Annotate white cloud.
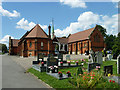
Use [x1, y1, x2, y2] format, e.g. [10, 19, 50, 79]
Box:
[0, 35, 14, 47]
[16, 18, 48, 30]
[0, 4, 20, 17]
[55, 11, 118, 37]
[60, 0, 87, 8]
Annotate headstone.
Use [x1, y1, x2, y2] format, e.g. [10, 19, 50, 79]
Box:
[89, 50, 95, 63]
[95, 51, 103, 64]
[38, 53, 44, 62]
[47, 54, 58, 67]
[104, 65, 113, 76]
[117, 55, 120, 74]
[66, 55, 70, 60]
[88, 63, 100, 72]
[58, 53, 63, 62]
[107, 54, 113, 60]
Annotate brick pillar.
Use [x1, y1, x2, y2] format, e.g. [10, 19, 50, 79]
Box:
[81, 41, 83, 55]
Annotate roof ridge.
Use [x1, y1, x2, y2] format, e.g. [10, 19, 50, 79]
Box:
[71, 27, 95, 36]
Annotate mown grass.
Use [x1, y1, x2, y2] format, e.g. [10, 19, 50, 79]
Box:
[28, 59, 119, 88]
[28, 68, 76, 88]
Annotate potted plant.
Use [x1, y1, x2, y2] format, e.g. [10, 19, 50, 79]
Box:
[58, 71, 63, 79]
[60, 62, 63, 66]
[48, 66, 54, 73]
[41, 62, 44, 67]
[54, 65, 58, 73]
[76, 61, 79, 66]
[66, 71, 71, 77]
[67, 61, 71, 66]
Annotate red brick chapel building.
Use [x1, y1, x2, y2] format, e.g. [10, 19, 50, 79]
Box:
[9, 24, 106, 57]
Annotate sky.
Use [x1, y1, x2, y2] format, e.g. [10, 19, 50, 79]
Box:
[0, 0, 119, 47]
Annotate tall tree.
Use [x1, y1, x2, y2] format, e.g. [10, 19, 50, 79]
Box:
[112, 33, 120, 59]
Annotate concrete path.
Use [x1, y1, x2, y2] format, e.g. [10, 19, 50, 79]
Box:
[2, 55, 52, 89]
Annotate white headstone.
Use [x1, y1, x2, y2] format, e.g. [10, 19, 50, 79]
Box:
[95, 51, 103, 64]
[107, 54, 113, 60]
[117, 55, 120, 74]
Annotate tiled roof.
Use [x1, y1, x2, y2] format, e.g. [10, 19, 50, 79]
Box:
[26, 24, 48, 38]
[57, 37, 68, 44]
[68, 27, 95, 43]
[12, 39, 20, 47]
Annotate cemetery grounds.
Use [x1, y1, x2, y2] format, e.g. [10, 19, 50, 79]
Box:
[28, 57, 120, 88]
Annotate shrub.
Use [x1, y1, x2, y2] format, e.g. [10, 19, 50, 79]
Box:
[77, 67, 83, 76]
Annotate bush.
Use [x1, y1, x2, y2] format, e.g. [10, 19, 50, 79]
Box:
[77, 67, 83, 75]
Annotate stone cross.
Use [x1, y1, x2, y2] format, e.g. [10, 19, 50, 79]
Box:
[95, 51, 103, 64]
[117, 55, 120, 74]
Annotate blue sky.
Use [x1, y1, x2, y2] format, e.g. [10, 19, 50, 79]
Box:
[0, 1, 119, 46]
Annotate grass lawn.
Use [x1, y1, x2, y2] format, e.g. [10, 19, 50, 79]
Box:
[28, 59, 120, 88]
[28, 68, 76, 88]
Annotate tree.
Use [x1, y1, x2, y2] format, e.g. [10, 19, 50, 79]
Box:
[112, 33, 120, 59]
[105, 35, 116, 50]
[97, 25, 107, 38]
[2, 44, 8, 54]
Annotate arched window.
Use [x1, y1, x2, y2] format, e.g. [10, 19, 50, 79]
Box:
[41, 42, 43, 47]
[29, 42, 32, 47]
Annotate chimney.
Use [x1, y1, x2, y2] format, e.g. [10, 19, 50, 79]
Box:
[48, 25, 51, 39]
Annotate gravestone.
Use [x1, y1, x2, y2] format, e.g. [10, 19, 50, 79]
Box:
[47, 54, 58, 66]
[66, 55, 70, 60]
[107, 54, 113, 60]
[58, 53, 63, 62]
[37, 53, 44, 62]
[95, 51, 103, 64]
[89, 50, 95, 63]
[88, 63, 100, 72]
[117, 55, 120, 74]
[104, 65, 113, 76]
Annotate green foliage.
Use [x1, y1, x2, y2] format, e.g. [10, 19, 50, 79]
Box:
[77, 67, 83, 75]
[97, 25, 107, 38]
[28, 68, 76, 88]
[0, 43, 8, 54]
[105, 35, 116, 50]
[112, 32, 120, 59]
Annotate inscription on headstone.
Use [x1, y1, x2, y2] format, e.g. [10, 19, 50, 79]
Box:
[88, 63, 100, 72]
[104, 65, 113, 76]
[47, 54, 58, 66]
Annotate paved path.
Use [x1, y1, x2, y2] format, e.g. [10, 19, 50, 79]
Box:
[2, 55, 51, 88]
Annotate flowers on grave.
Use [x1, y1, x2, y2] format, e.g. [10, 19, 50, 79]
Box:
[58, 71, 63, 78]
[60, 62, 63, 64]
[109, 80, 115, 83]
[54, 65, 58, 68]
[60, 62, 63, 66]
[67, 61, 71, 66]
[41, 62, 44, 64]
[108, 73, 111, 77]
[41, 62, 44, 66]
[67, 61, 71, 63]
[81, 59, 85, 62]
[96, 66, 100, 70]
[76, 61, 79, 66]
[48, 66, 54, 71]
[66, 71, 71, 77]
[81, 63, 84, 65]
[76, 61, 79, 63]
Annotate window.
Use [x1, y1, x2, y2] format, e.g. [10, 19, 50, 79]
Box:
[29, 42, 32, 47]
[74, 44, 76, 50]
[84, 43, 87, 47]
[79, 43, 81, 49]
[41, 42, 43, 47]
